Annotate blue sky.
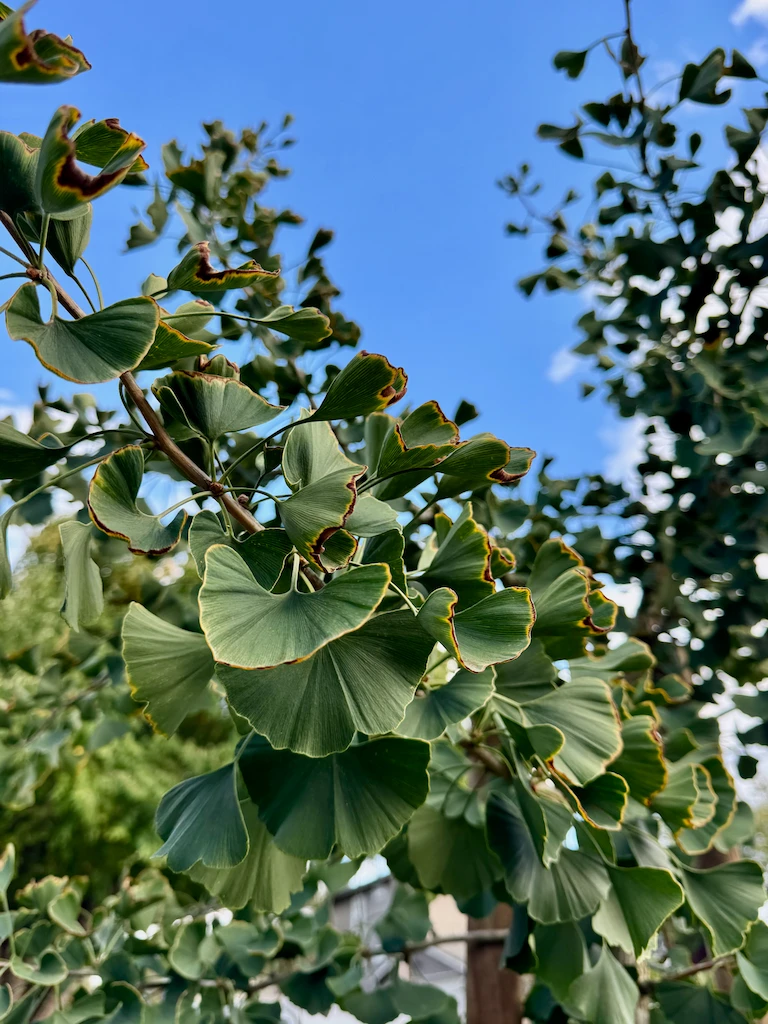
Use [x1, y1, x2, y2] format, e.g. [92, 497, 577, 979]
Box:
[2, 0, 767, 482]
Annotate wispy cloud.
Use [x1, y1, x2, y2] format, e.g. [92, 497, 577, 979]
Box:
[733, 0, 768, 26]
[547, 346, 580, 384]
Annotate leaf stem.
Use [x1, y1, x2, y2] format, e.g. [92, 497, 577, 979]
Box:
[37, 215, 50, 270]
[80, 258, 104, 310]
[388, 580, 419, 615]
[0, 245, 28, 268]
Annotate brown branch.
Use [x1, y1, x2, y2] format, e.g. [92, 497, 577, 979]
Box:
[639, 955, 735, 993]
[459, 739, 511, 780]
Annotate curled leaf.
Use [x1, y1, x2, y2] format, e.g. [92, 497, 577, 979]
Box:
[0, 2, 90, 84]
[167, 241, 279, 293]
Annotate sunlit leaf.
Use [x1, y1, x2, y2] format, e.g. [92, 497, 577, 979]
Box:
[398, 667, 495, 741]
[0, 2, 90, 84]
[680, 860, 764, 957]
[311, 351, 407, 421]
[59, 521, 103, 631]
[6, 284, 158, 384]
[88, 446, 186, 555]
[167, 241, 279, 293]
[152, 370, 282, 440]
[569, 945, 638, 1024]
[199, 544, 389, 669]
[592, 865, 684, 956]
[219, 611, 433, 757]
[122, 603, 214, 735]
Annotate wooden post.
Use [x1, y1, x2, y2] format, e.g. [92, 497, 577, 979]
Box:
[466, 903, 522, 1024]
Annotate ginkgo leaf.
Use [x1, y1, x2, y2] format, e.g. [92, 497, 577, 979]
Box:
[122, 603, 214, 735]
[199, 544, 389, 669]
[397, 667, 495, 741]
[0, 421, 70, 481]
[48, 887, 86, 937]
[566, 772, 628, 831]
[519, 677, 622, 786]
[417, 585, 534, 673]
[6, 283, 158, 383]
[569, 638, 654, 680]
[152, 371, 282, 440]
[311, 351, 407, 420]
[218, 611, 433, 757]
[187, 511, 292, 587]
[491, 638, 557, 705]
[736, 922, 768, 1001]
[656, 983, 748, 1024]
[59, 521, 103, 631]
[278, 418, 363, 570]
[167, 241, 279, 293]
[0, 3, 90, 84]
[239, 735, 430, 860]
[256, 304, 332, 345]
[569, 945, 638, 1024]
[407, 805, 503, 901]
[35, 107, 145, 217]
[417, 504, 494, 606]
[137, 302, 215, 371]
[344, 493, 399, 537]
[435, 434, 535, 496]
[608, 715, 666, 803]
[187, 800, 306, 914]
[0, 130, 38, 215]
[680, 860, 764, 957]
[9, 951, 68, 987]
[677, 755, 736, 855]
[88, 446, 185, 555]
[154, 763, 247, 872]
[650, 761, 700, 832]
[373, 402, 461, 499]
[592, 865, 684, 956]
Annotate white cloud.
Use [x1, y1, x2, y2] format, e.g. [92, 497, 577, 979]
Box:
[547, 346, 580, 384]
[733, 0, 768, 25]
[748, 36, 768, 65]
[601, 416, 647, 488]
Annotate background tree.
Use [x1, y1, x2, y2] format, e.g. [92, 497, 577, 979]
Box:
[0, 4, 766, 1024]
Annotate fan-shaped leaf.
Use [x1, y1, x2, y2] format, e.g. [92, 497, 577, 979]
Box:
[167, 241, 279, 293]
[398, 667, 495, 741]
[0, 421, 68, 481]
[122, 604, 214, 735]
[7, 284, 158, 384]
[680, 860, 764, 957]
[520, 677, 622, 785]
[35, 107, 145, 217]
[373, 402, 460, 499]
[736, 922, 768, 1001]
[187, 800, 305, 913]
[677, 756, 736, 855]
[154, 763, 247, 872]
[59, 521, 103, 631]
[407, 805, 503, 901]
[199, 545, 389, 669]
[218, 611, 433, 756]
[152, 371, 282, 440]
[569, 945, 638, 1024]
[239, 735, 429, 859]
[608, 715, 666, 803]
[491, 639, 557, 705]
[256, 304, 332, 345]
[0, 130, 38, 214]
[137, 302, 215, 371]
[417, 503, 494, 606]
[0, 3, 90, 84]
[188, 512, 292, 586]
[10, 951, 67, 986]
[436, 435, 535, 496]
[88, 446, 185, 554]
[417, 585, 534, 673]
[592, 866, 684, 956]
[311, 351, 407, 421]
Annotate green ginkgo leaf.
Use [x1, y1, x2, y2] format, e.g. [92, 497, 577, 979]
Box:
[59, 521, 103, 631]
[566, 772, 628, 831]
[256, 304, 332, 345]
[491, 639, 557, 705]
[417, 585, 534, 673]
[736, 922, 768, 1001]
[569, 638, 654, 680]
[48, 887, 86, 937]
[35, 107, 145, 217]
[0, 983, 10, 1021]
[0, 843, 15, 896]
[6, 283, 158, 383]
[311, 351, 407, 421]
[137, 302, 216, 371]
[199, 544, 390, 669]
[650, 761, 699, 832]
[486, 788, 609, 923]
[122, 603, 214, 735]
[152, 371, 282, 440]
[239, 735, 430, 860]
[373, 402, 461, 499]
[188, 512, 292, 588]
[9, 951, 68, 987]
[88, 446, 186, 555]
[569, 945, 638, 1024]
[70, 117, 148, 175]
[167, 241, 279, 293]
[519, 678, 622, 786]
[361, 529, 408, 592]
[44, 205, 92, 275]
[154, 762, 247, 872]
[407, 805, 503, 901]
[435, 434, 535, 496]
[397, 667, 495, 741]
[0, 131, 38, 214]
[417, 504, 494, 606]
[608, 715, 666, 803]
[0, 420, 69, 480]
[592, 865, 684, 956]
[0, 3, 90, 84]
[278, 418, 363, 570]
[188, 800, 306, 913]
[218, 611, 433, 757]
[680, 860, 764, 957]
[656, 983, 748, 1024]
[344, 493, 399, 537]
[677, 755, 736, 855]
